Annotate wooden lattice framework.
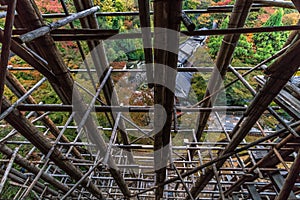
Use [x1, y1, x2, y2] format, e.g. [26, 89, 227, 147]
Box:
[0, 0, 300, 199]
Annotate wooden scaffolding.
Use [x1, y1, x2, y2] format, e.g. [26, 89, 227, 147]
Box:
[0, 0, 300, 199]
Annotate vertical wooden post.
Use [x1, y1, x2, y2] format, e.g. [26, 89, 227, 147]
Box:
[138, 0, 153, 88]
[153, 0, 182, 199]
[0, 0, 17, 113]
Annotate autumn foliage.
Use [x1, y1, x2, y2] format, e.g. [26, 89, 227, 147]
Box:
[35, 0, 62, 13]
[215, 0, 232, 6]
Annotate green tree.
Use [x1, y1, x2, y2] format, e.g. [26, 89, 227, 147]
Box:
[253, 8, 288, 62]
[191, 74, 207, 101]
[207, 16, 229, 59]
[207, 16, 254, 64]
[182, 0, 201, 10]
[95, 0, 137, 30]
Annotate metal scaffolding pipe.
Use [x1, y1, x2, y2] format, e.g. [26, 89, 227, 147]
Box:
[1, 98, 104, 198]
[0, 147, 19, 193]
[0, 144, 74, 196]
[0, 77, 47, 120]
[16, 6, 100, 43]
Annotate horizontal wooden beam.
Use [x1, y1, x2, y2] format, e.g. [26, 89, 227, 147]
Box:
[16, 104, 248, 112]
[10, 25, 300, 42]
[51, 25, 300, 41]
[254, 0, 295, 9]
[6, 66, 267, 72]
[13, 28, 119, 35]
[40, 6, 262, 19]
[183, 25, 300, 36]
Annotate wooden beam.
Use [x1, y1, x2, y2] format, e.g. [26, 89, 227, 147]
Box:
[14, 1, 130, 198]
[12, 25, 300, 40]
[153, 0, 182, 199]
[292, 0, 300, 12]
[12, 25, 300, 41]
[39, 6, 261, 19]
[0, 31, 58, 84]
[72, 1, 132, 198]
[0, 0, 16, 113]
[16, 0, 74, 104]
[254, 0, 295, 9]
[52, 28, 118, 35]
[16, 104, 247, 112]
[276, 149, 300, 200]
[246, 185, 262, 200]
[194, 0, 253, 146]
[5, 72, 82, 159]
[0, 168, 55, 196]
[255, 75, 300, 119]
[188, 0, 300, 198]
[138, 0, 153, 88]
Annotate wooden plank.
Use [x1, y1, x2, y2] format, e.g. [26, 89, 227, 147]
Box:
[223, 126, 300, 197]
[246, 185, 262, 200]
[269, 171, 296, 199]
